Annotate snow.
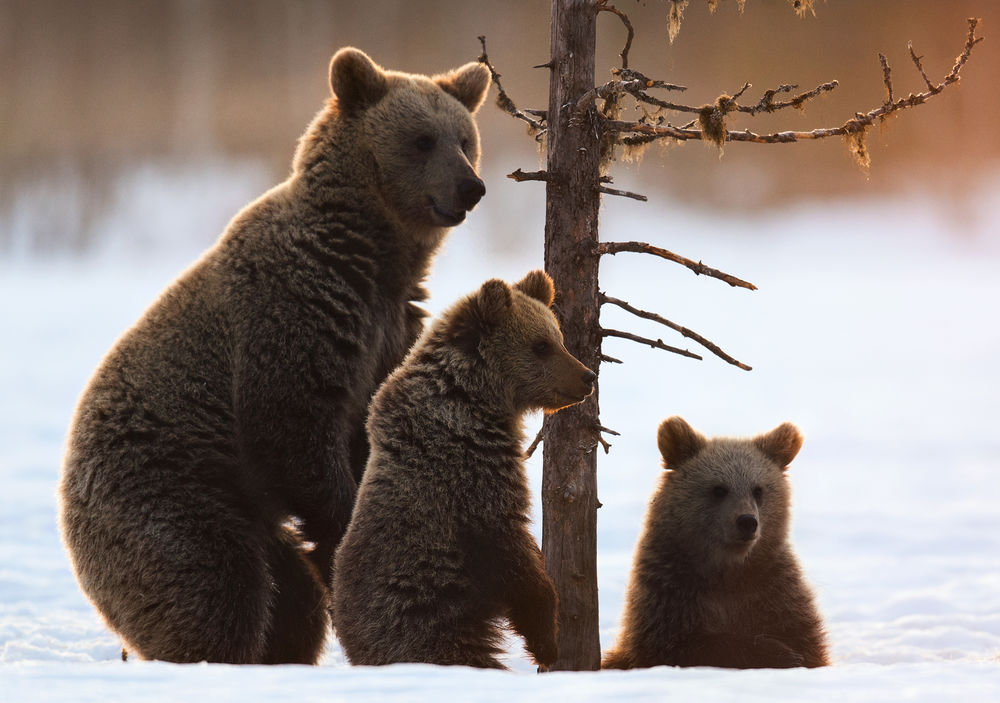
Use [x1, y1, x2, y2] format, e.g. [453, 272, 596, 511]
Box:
[1, 168, 998, 700]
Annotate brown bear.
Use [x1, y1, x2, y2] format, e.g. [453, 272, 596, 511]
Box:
[331, 271, 596, 669]
[602, 417, 829, 669]
[58, 48, 491, 665]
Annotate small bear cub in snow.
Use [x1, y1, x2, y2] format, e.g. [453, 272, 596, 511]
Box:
[332, 270, 595, 669]
[603, 417, 829, 669]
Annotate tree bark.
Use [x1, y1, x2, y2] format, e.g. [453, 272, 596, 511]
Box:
[541, 0, 602, 672]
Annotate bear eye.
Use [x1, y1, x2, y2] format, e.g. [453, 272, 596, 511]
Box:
[532, 340, 552, 357]
[712, 485, 728, 500]
[414, 134, 436, 152]
[753, 486, 764, 502]
[461, 138, 471, 154]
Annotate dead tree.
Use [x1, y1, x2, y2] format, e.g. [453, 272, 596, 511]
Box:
[479, 1, 982, 671]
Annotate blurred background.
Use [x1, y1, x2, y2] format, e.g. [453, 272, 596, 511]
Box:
[1, 0, 997, 257]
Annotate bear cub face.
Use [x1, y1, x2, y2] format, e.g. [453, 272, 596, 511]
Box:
[657, 416, 803, 569]
[329, 48, 490, 231]
[446, 271, 596, 413]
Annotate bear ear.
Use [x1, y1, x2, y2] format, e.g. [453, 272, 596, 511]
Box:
[448, 279, 512, 354]
[475, 279, 513, 327]
[433, 61, 492, 114]
[329, 47, 388, 112]
[754, 422, 803, 470]
[657, 417, 706, 471]
[513, 270, 555, 308]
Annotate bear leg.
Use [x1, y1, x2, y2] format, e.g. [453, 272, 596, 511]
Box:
[260, 525, 330, 664]
[64, 482, 278, 664]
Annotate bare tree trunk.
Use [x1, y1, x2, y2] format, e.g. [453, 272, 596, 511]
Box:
[541, 0, 602, 672]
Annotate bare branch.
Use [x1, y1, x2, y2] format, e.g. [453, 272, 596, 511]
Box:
[730, 81, 752, 102]
[524, 427, 544, 459]
[601, 354, 623, 365]
[593, 422, 621, 453]
[599, 241, 758, 290]
[879, 53, 894, 106]
[589, 77, 835, 119]
[477, 36, 546, 135]
[741, 80, 839, 115]
[602, 328, 702, 361]
[577, 77, 687, 114]
[600, 293, 752, 370]
[598, 1, 634, 70]
[601, 18, 983, 156]
[908, 42, 936, 92]
[943, 18, 985, 86]
[508, 168, 551, 183]
[598, 185, 647, 201]
[611, 68, 686, 92]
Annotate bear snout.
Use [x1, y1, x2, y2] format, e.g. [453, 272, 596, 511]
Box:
[457, 177, 486, 210]
[736, 514, 758, 541]
[572, 367, 596, 400]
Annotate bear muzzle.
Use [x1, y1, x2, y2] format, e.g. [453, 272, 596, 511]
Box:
[457, 177, 486, 210]
[428, 177, 485, 227]
[563, 368, 597, 403]
[735, 514, 758, 541]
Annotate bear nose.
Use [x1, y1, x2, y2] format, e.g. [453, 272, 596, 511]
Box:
[581, 369, 597, 385]
[736, 514, 758, 540]
[457, 177, 486, 210]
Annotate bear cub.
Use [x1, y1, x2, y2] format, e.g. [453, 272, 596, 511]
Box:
[59, 48, 490, 665]
[602, 417, 829, 669]
[332, 271, 595, 669]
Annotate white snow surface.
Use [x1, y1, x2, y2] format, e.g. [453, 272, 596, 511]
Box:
[1, 173, 999, 700]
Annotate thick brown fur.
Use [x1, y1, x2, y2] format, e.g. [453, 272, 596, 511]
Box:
[331, 271, 596, 669]
[602, 417, 829, 670]
[58, 48, 491, 665]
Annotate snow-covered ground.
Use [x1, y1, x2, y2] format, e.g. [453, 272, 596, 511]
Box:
[1, 170, 998, 700]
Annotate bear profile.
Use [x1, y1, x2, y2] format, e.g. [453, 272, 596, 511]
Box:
[58, 48, 491, 665]
[331, 271, 596, 669]
[602, 417, 829, 669]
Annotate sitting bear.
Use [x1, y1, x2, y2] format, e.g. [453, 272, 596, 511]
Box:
[602, 417, 829, 669]
[331, 271, 596, 669]
[58, 48, 491, 665]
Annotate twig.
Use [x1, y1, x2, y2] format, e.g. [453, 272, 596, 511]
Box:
[598, 1, 634, 70]
[508, 168, 551, 183]
[943, 18, 984, 87]
[907, 42, 936, 92]
[524, 427, 544, 458]
[602, 328, 702, 361]
[730, 81, 752, 102]
[878, 53, 894, 106]
[602, 19, 982, 150]
[598, 185, 648, 201]
[588, 77, 833, 117]
[600, 293, 751, 370]
[741, 80, 839, 115]
[599, 241, 758, 290]
[477, 36, 546, 134]
[601, 354, 623, 364]
[612, 68, 686, 92]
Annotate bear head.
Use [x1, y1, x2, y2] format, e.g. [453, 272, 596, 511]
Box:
[443, 270, 596, 414]
[654, 416, 803, 569]
[328, 47, 491, 234]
